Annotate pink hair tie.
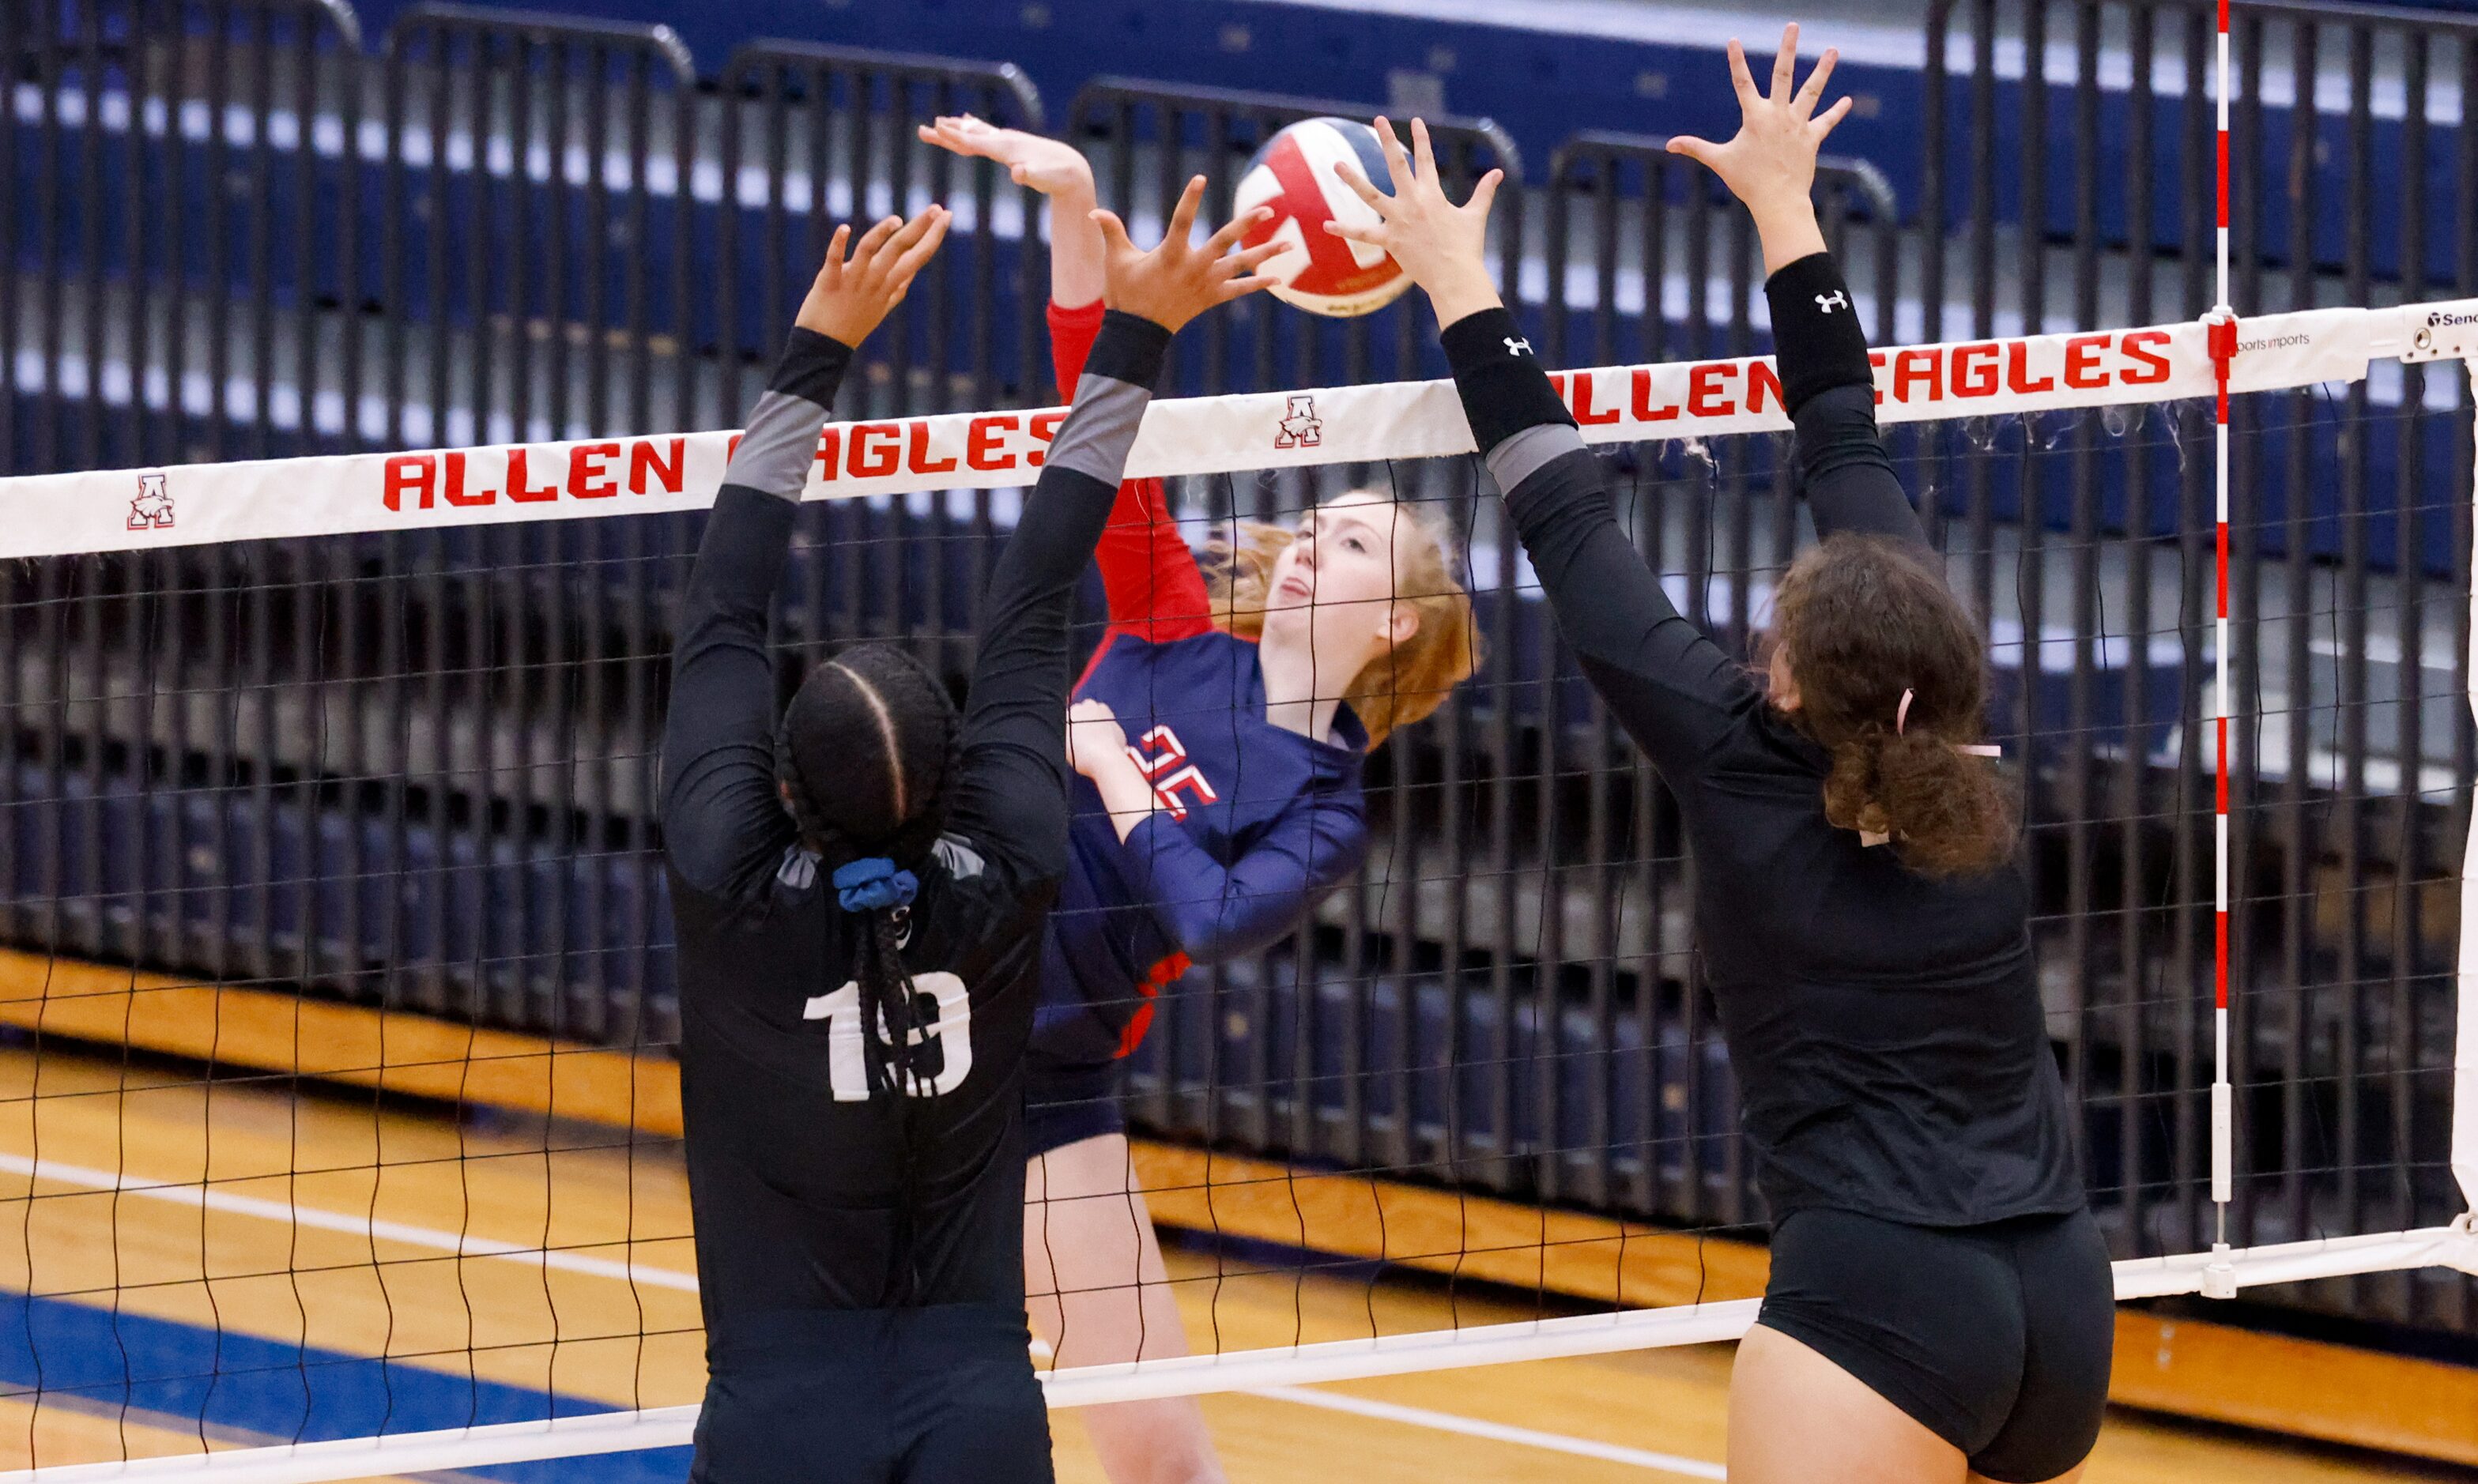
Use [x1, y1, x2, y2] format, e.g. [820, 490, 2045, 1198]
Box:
[1895, 686, 2002, 756]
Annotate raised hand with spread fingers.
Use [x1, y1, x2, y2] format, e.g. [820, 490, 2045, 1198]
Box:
[794, 205, 952, 348]
[1664, 23, 1853, 273]
[1091, 175, 1282, 332]
[1322, 115, 1505, 330]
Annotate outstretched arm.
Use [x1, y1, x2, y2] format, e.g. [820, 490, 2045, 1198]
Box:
[1064, 696, 1366, 961]
[1669, 26, 1925, 552]
[1328, 116, 1752, 779]
[943, 178, 1282, 877]
[1051, 300, 1214, 640]
[922, 115, 1220, 640]
[921, 113, 1105, 310]
[661, 209, 949, 903]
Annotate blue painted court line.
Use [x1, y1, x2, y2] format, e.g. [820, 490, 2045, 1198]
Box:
[0, 1290, 693, 1482]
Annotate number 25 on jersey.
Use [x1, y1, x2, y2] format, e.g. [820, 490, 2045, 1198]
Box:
[805, 973, 974, 1102]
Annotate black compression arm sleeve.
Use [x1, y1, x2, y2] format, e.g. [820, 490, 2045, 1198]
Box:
[1440, 307, 1756, 783]
[1442, 307, 1572, 452]
[1763, 253, 1929, 552]
[661, 330, 853, 903]
[944, 311, 1173, 881]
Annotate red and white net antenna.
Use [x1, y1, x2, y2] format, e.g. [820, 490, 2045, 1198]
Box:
[2205, 0, 2239, 1301]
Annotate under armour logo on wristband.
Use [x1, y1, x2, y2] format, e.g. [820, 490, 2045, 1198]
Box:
[1504, 336, 1533, 357]
[1815, 291, 1850, 315]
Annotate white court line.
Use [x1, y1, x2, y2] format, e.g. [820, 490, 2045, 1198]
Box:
[1040, 1335, 1725, 1474]
[1254, 1385, 1727, 1479]
[0, 1152, 700, 1294]
[9, 1156, 1719, 1473]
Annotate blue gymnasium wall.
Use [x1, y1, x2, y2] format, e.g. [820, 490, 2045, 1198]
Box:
[338, 0, 1836, 174]
[315, 0, 2468, 286]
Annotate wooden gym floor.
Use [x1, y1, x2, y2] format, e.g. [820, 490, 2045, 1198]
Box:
[0, 1042, 2457, 1482]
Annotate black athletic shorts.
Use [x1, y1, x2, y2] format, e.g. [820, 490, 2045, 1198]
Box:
[691, 1304, 1052, 1484]
[1756, 1206, 2114, 1483]
[1021, 1053, 1125, 1158]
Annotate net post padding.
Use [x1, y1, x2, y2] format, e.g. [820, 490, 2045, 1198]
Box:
[0, 301, 2450, 561]
[2397, 322, 2478, 1220]
[2464, 385, 2478, 1218]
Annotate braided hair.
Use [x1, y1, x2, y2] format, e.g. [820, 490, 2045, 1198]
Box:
[776, 642, 961, 1298]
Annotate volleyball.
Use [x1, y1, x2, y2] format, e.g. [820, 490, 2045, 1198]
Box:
[1233, 116, 1410, 318]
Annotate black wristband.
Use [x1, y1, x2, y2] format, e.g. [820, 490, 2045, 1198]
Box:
[1763, 252, 1875, 418]
[1081, 311, 1175, 390]
[769, 327, 856, 408]
[1440, 306, 1571, 453]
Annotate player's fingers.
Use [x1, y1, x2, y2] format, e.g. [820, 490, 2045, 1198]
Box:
[1214, 272, 1280, 303]
[888, 207, 951, 284]
[1410, 116, 1438, 185]
[1370, 115, 1414, 196]
[1203, 205, 1273, 256]
[1771, 23, 1800, 104]
[1322, 217, 1384, 247]
[1464, 168, 1503, 219]
[1163, 175, 1207, 249]
[1794, 47, 1840, 118]
[822, 222, 852, 274]
[1090, 208, 1136, 258]
[1665, 135, 1719, 168]
[870, 209, 941, 281]
[1812, 95, 1855, 142]
[1332, 158, 1387, 212]
[847, 214, 902, 272]
[1726, 39, 1760, 111]
[1220, 239, 1288, 275]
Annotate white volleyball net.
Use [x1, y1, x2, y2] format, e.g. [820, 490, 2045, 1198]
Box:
[0, 301, 2471, 1482]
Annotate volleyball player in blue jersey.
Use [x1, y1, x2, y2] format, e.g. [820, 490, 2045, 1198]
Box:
[662, 188, 1279, 1484]
[1329, 27, 2111, 1484]
[923, 116, 1484, 1484]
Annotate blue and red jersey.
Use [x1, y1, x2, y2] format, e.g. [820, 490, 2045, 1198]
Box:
[1031, 299, 1371, 1067]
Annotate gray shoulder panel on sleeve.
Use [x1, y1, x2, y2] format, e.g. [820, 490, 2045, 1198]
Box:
[1486, 422, 1588, 495]
[726, 390, 830, 501]
[1046, 374, 1152, 485]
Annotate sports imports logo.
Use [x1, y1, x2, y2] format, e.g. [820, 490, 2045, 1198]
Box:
[128, 472, 173, 531]
[1275, 394, 1324, 450]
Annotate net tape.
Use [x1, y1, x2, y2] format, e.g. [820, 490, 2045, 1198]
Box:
[0, 302, 2430, 561]
[1, 300, 2476, 1482]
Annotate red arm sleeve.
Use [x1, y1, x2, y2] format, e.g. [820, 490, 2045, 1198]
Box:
[1050, 298, 1212, 642]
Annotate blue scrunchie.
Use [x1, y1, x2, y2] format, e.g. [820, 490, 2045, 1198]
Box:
[832, 856, 918, 913]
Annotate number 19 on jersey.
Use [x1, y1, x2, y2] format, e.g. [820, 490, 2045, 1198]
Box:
[804, 972, 974, 1102]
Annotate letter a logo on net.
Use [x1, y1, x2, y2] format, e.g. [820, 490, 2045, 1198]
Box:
[129, 472, 174, 532]
[1275, 394, 1323, 450]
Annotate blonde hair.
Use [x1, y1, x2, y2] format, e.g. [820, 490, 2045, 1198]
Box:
[1200, 494, 1483, 748]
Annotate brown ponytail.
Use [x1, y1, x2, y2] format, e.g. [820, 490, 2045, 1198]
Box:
[1774, 535, 2017, 878]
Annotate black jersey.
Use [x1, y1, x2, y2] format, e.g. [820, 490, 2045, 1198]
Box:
[1441, 258, 2083, 1229]
[662, 315, 1173, 1321]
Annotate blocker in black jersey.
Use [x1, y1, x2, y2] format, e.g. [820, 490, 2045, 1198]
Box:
[663, 310, 1175, 1484]
[1441, 250, 2110, 1481]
